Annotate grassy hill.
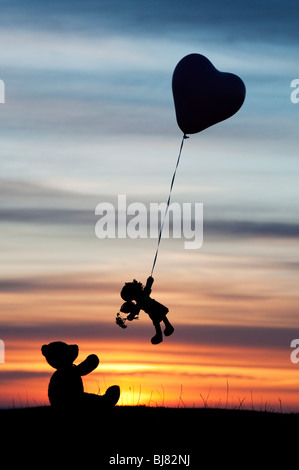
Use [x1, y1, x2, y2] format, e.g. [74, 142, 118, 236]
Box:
[1, 405, 298, 467]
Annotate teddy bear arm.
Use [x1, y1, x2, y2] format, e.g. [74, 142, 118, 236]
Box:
[76, 354, 99, 376]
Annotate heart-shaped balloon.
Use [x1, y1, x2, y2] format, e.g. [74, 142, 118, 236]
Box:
[172, 53, 246, 135]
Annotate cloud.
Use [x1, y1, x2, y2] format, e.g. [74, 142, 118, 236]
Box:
[0, 320, 295, 351]
[1, 0, 298, 45]
[0, 28, 172, 73]
[1, 3, 295, 147]
[2, 204, 299, 241]
[0, 370, 48, 383]
[0, 276, 118, 294]
[205, 220, 299, 240]
[0, 368, 175, 397]
[0, 207, 94, 226]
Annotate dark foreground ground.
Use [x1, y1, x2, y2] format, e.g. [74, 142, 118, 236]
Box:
[1, 406, 298, 467]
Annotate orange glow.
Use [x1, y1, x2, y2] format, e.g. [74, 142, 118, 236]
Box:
[1, 262, 299, 411]
[1, 336, 299, 411]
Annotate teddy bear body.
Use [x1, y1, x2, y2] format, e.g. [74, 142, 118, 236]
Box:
[48, 366, 84, 407]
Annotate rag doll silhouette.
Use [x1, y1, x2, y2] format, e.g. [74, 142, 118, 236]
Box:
[116, 276, 174, 345]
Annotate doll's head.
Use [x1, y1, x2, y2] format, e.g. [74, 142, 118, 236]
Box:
[120, 279, 143, 301]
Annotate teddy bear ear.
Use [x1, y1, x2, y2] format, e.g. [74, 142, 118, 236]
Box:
[41, 344, 48, 356]
[69, 344, 79, 360]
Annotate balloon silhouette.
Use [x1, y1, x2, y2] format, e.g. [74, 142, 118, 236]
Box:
[172, 53, 246, 135]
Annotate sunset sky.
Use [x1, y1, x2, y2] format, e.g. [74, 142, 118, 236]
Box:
[1, 0, 299, 411]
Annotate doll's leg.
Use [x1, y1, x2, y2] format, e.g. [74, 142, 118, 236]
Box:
[151, 321, 163, 345]
[162, 316, 174, 337]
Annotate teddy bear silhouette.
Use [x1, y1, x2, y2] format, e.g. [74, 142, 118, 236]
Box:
[116, 276, 174, 344]
[42, 341, 120, 408]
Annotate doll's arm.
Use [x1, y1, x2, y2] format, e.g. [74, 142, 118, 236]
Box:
[76, 354, 99, 376]
[127, 304, 141, 321]
[144, 276, 154, 295]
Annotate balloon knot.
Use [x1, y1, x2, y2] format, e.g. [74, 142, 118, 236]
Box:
[183, 134, 189, 139]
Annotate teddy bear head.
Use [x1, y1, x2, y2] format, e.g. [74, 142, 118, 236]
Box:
[41, 341, 78, 369]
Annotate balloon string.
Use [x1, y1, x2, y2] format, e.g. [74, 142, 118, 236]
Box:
[150, 133, 188, 277]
